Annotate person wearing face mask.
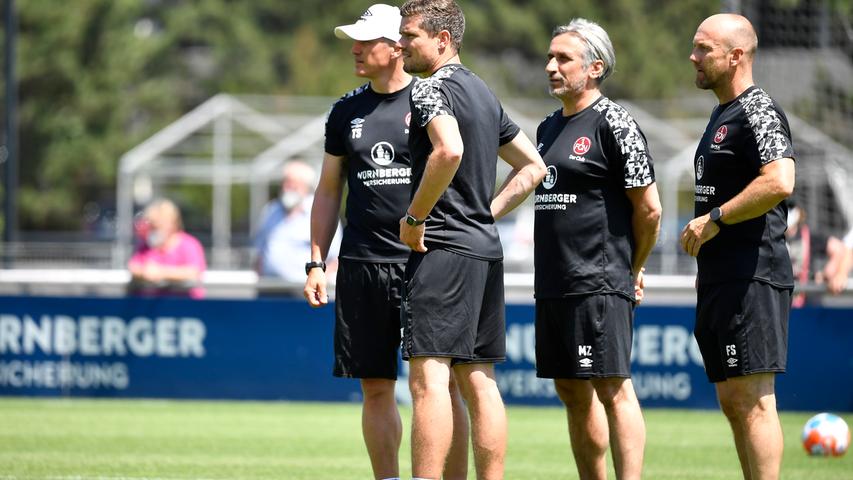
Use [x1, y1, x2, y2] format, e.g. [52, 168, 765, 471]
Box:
[128, 198, 207, 299]
[253, 160, 340, 283]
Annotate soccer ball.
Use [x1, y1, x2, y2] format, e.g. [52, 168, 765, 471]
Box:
[802, 413, 850, 456]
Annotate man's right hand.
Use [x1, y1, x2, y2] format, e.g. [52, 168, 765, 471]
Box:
[680, 214, 720, 257]
[303, 269, 329, 307]
[634, 268, 646, 305]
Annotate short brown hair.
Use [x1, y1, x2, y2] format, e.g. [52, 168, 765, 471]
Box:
[400, 0, 465, 52]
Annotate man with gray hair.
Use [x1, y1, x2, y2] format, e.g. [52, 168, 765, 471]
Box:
[534, 18, 660, 480]
[254, 160, 338, 282]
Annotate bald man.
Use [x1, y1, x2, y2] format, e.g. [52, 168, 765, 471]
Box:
[680, 14, 795, 480]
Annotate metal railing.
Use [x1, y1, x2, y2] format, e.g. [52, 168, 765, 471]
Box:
[0, 267, 851, 307]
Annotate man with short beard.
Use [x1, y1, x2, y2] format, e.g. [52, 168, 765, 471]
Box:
[681, 13, 796, 480]
[534, 18, 661, 480]
[303, 5, 469, 479]
[396, 1, 546, 478]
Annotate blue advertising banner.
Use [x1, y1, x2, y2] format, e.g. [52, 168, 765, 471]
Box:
[497, 305, 719, 408]
[0, 296, 359, 401]
[0, 296, 851, 411]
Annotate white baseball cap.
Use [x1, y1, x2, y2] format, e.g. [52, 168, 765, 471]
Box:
[334, 4, 402, 43]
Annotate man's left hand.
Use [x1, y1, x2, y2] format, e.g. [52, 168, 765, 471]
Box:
[399, 218, 427, 253]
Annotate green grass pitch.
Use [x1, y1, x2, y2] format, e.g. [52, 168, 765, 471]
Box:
[0, 398, 850, 479]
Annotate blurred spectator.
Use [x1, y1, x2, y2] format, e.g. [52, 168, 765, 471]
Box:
[834, 227, 853, 293]
[128, 199, 207, 299]
[785, 200, 848, 306]
[253, 161, 339, 282]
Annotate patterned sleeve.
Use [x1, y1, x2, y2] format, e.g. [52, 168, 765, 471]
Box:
[600, 101, 655, 189]
[740, 89, 795, 165]
[410, 68, 457, 128]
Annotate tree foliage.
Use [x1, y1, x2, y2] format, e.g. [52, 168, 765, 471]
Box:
[2, 0, 827, 232]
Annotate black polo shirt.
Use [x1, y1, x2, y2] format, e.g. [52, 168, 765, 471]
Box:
[693, 86, 795, 287]
[407, 64, 520, 260]
[325, 80, 416, 262]
[534, 96, 655, 300]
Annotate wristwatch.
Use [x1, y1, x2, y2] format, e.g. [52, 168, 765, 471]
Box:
[405, 213, 426, 226]
[709, 207, 726, 228]
[305, 261, 326, 275]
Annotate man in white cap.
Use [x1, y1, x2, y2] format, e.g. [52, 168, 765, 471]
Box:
[303, 4, 469, 479]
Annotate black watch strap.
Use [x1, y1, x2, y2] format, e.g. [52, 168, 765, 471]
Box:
[405, 213, 426, 226]
[305, 261, 326, 275]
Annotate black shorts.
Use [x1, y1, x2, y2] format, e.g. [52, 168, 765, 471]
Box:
[695, 280, 791, 383]
[334, 259, 404, 380]
[535, 294, 634, 379]
[401, 249, 505, 364]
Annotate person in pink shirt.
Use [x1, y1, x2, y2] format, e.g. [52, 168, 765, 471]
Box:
[128, 199, 207, 299]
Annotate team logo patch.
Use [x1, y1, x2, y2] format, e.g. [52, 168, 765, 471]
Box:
[370, 142, 395, 166]
[542, 165, 557, 190]
[714, 125, 728, 144]
[573, 136, 592, 155]
[696, 155, 705, 181]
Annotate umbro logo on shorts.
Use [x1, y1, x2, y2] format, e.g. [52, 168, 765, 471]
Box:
[725, 344, 738, 367]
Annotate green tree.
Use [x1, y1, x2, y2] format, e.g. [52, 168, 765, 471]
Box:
[10, 0, 841, 234]
[9, 0, 282, 230]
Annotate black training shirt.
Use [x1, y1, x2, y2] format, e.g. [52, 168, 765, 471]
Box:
[693, 86, 795, 287]
[534, 96, 655, 300]
[325, 81, 415, 262]
[408, 64, 520, 260]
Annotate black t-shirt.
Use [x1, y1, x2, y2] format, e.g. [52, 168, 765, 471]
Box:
[534, 96, 656, 300]
[408, 64, 520, 260]
[325, 81, 415, 262]
[693, 86, 795, 287]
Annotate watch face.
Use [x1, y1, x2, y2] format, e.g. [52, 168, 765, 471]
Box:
[710, 208, 721, 222]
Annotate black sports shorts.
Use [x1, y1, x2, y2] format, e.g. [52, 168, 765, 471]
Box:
[333, 259, 404, 379]
[694, 280, 791, 383]
[401, 249, 505, 364]
[535, 294, 634, 378]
